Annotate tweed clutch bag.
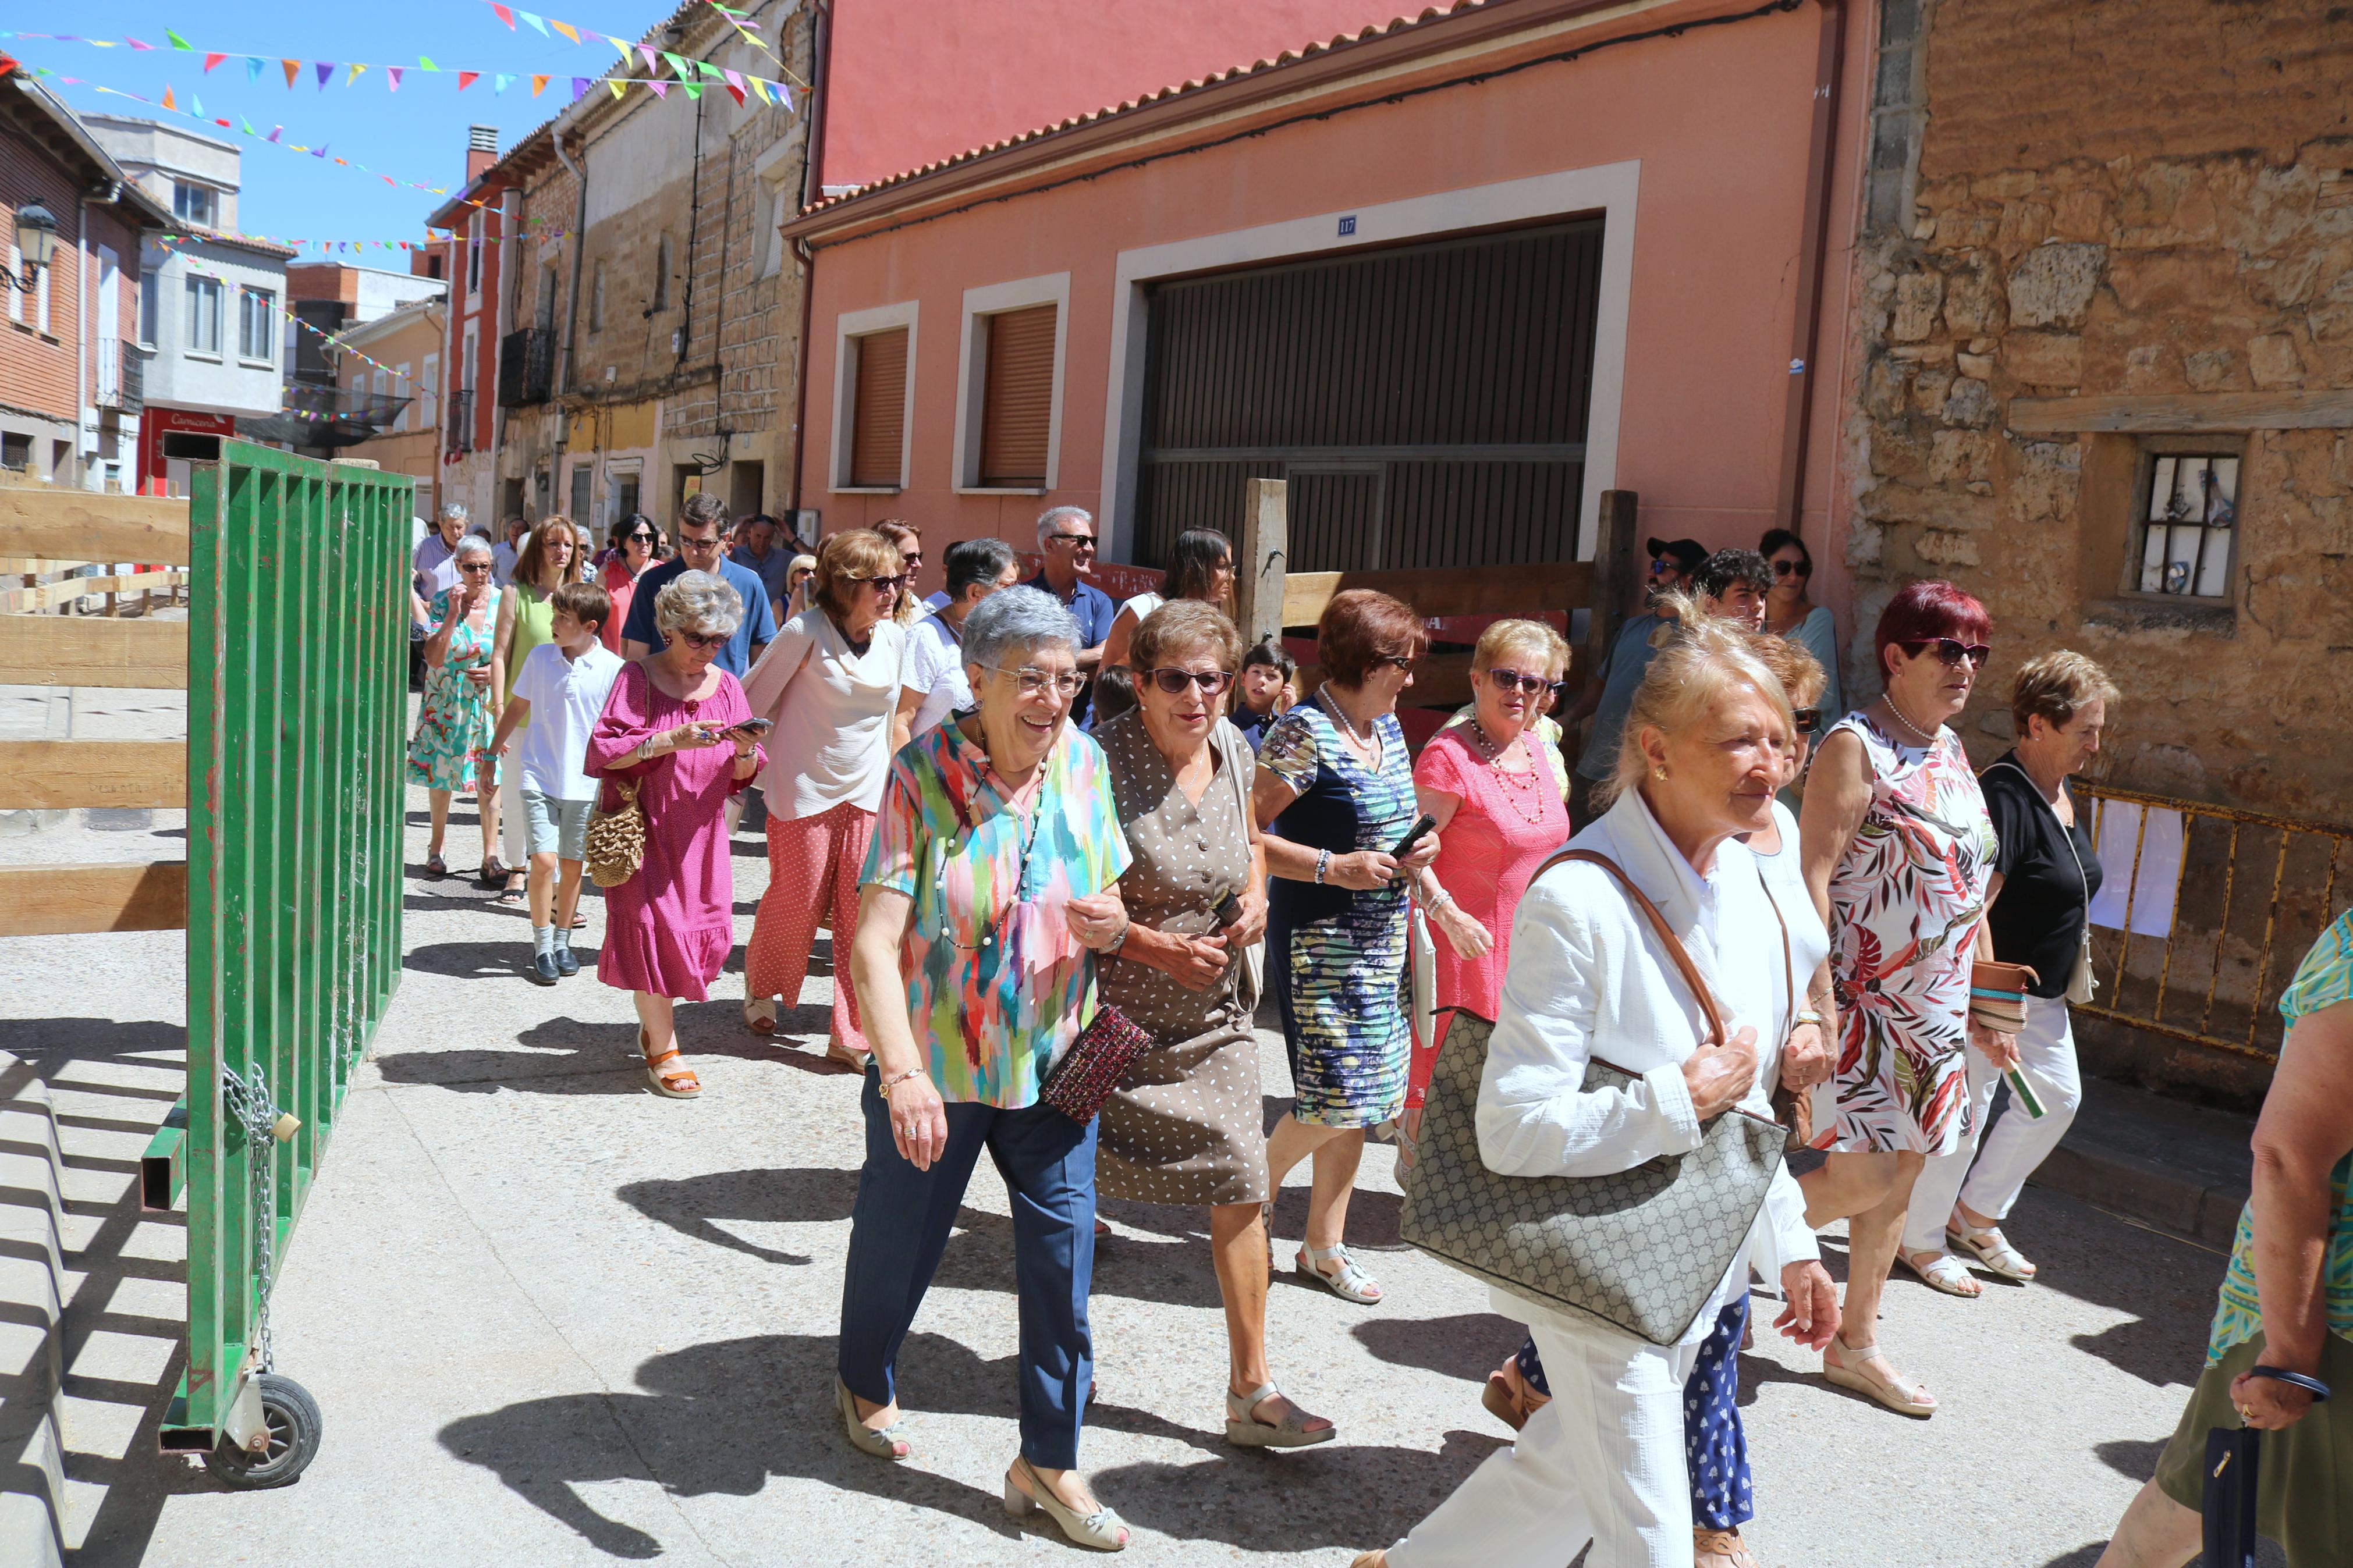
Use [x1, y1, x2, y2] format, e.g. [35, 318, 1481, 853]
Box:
[1038, 1004, 1152, 1123]
[1398, 849, 1788, 1346]
[583, 774, 647, 889]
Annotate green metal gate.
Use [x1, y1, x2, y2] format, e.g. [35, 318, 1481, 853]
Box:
[146, 442, 410, 1483]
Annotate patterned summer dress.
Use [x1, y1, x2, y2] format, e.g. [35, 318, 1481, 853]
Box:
[1814, 712, 1997, 1155]
[1261, 700, 1418, 1129]
[406, 587, 502, 792]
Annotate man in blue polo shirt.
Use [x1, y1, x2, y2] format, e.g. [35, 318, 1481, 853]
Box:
[620, 492, 776, 677]
[1025, 504, 1116, 728]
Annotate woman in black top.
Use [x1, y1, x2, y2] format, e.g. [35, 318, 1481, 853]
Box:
[1901, 650, 2116, 1296]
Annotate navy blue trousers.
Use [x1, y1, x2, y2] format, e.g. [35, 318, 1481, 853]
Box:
[836, 1068, 1098, 1469]
[1514, 1293, 1754, 1529]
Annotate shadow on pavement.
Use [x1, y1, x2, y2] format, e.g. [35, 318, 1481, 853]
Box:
[613, 1166, 863, 1266]
[1350, 1313, 1525, 1385]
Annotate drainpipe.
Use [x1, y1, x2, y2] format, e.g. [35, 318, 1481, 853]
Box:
[552, 133, 590, 515]
[784, 0, 831, 526]
[76, 196, 91, 489]
[1772, 0, 1848, 532]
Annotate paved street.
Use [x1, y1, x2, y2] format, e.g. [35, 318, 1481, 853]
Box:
[1, 781, 2263, 1566]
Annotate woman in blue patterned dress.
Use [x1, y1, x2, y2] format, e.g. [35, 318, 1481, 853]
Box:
[407, 534, 505, 880]
[1254, 589, 1440, 1306]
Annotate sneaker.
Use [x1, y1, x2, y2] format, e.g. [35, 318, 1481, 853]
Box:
[527, 951, 560, 986]
[553, 943, 580, 978]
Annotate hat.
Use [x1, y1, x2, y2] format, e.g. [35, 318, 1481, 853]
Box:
[1646, 536, 1707, 574]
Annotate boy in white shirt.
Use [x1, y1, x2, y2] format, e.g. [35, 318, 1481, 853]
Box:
[488, 582, 623, 984]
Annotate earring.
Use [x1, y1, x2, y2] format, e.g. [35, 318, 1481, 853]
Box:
[1654, 766, 1668, 781]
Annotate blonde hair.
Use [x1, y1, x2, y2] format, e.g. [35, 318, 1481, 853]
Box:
[1598, 593, 1795, 811]
[874, 520, 923, 625]
[2011, 649, 2118, 737]
[812, 528, 903, 621]
[1745, 630, 1826, 710]
[1473, 617, 1569, 678]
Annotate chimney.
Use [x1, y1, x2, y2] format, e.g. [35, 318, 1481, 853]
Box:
[466, 125, 499, 183]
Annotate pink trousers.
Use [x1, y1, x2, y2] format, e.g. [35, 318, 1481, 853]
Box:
[746, 799, 872, 1053]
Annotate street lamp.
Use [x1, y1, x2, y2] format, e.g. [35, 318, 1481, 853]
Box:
[13, 200, 58, 285]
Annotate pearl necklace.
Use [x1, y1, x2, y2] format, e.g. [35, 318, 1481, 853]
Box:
[1317, 687, 1382, 767]
[1881, 695, 1942, 748]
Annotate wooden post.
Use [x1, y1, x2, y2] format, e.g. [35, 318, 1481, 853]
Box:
[1235, 478, 1289, 649]
[1580, 489, 1639, 692]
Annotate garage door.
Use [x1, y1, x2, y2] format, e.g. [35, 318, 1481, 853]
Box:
[1133, 220, 1604, 573]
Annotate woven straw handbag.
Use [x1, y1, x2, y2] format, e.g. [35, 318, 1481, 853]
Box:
[1398, 848, 1788, 1346]
[583, 774, 648, 888]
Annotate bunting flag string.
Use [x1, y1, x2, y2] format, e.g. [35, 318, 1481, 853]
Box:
[169, 253, 429, 394]
[479, 0, 807, 90]
[0, 25, 798, 106]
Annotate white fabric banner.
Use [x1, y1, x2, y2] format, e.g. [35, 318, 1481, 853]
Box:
[2086, 801, 2184, 940]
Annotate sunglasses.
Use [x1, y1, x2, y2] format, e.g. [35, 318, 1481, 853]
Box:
[1372, 654, 1419, 674]
[1046, 532, 1097, 549]
[676, 629, 727, 651]
[1793, 707, 1823, 735]
[898, 552, 924, 568]
[989, 666, 1086, 699]
[1140, 667, 1234, 696]
[1482, 667, 1549, 695]
[623, 530, 656, 545]
[459, 562, 493, 574]
[849, 573, 909, 591]
[1648, 557, 1684, 576]
[1905, 638, 1992, 669]
[678, 535, 725, 552]
[1772, 558, 1813, 578]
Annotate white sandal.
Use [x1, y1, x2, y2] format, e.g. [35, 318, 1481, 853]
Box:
[1225, 1379, 1336, 1448]
[1949, 1217, 2038, 1281]
[1898, 1247, 1982, 1298]
[1822, 1336, 1936, 1417]
[1296, 1243, 1383, 1304]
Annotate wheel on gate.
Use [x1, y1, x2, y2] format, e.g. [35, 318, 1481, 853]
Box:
[201, 1373, 324, 1489]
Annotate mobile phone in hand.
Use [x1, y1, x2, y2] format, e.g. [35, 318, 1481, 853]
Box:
[1391, 813, 1438, 860]
[728, 717, 775, 740]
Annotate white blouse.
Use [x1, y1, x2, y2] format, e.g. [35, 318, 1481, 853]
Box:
[741, 605, 907, 820]
[1477, 787, 1819, 1345]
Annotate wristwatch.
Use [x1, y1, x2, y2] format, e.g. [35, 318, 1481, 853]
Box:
[1795, 1008, 1826, 1027]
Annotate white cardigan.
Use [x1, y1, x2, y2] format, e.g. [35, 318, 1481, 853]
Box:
[1477, 787, 1818, 1345]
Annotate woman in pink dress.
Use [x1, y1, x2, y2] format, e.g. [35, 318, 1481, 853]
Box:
[1406, 619, 1573, 1129]
[587, 570, 766, 1098]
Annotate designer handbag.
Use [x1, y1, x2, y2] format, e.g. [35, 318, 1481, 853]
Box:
[1038, 1004, 1153, 1123]
[1399, 849, 1789, 1346]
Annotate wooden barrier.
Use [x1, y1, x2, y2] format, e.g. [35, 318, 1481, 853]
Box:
[0, 862, 189, 937]
[0, 740, 188, 810]
[0, 489, 193, 566]
[0, 616, 187, 687]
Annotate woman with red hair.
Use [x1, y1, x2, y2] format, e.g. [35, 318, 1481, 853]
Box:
[1795, 580, 2016, 1418]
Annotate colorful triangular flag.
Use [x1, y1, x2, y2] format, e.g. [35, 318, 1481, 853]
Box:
[550, 19, 580, 44]
[492, 3, 515, 26]
[697, 60, 723, 80]
[244, 56, 262, 84]
[520, 12, 549, 37]
[457, 70, 478, 90]
[569, 76, 587, 101]
[386, 66, 404, 90]
[126, 36, 154, 50]
[202, 52, 224, 72]
[530, 73, 549, 96]
[315, 61, 333, 87]
[646, 79, 667, 98]
[160, 82, 175, 108]
[638, 44, 658, 71]
[606, 79, 623, 99]
[418, 56, 439, 72]
[165, 28, 193, 51]
[347, 62, 366, 85]
[493, 73, 512, 94]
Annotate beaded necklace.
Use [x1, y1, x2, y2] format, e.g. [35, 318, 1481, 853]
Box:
[1468, 720, 1550, 827]
[1316, 687, 1383, 770]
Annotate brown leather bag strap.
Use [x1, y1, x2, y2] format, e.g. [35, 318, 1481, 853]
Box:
[1538, 848, 1726, 1048]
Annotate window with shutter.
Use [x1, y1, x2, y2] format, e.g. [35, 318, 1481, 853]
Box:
[978, 305, 1056, 487]
[849, 328, 908, 488]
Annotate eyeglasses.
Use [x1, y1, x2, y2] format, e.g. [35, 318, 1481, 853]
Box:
[676, 629, 727, 650]
[1792, 707, 1823, 735]
[678, 534, 725, 553]
[1905, 638, 1992, 669]
[1140, 667, 1234, 696]
[988, 666, 1086, 699]
[459, 562, 493, 574]
[1481, 667, 1549, 695]
[1772, 558, 1813, 578]
[1372, 654, 1419, 674]
[1046, 533, 1097, 550]
[848, 573, 909, 592]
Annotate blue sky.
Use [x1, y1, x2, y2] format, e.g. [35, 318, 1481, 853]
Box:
[6, 0, 699, 254]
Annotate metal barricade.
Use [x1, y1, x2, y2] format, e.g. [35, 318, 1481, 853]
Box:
[2076, 781, 2350, 1065]
[143, 441, 410, 1483]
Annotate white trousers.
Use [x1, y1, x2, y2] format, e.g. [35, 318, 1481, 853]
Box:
[1387, 1319, 1700, 1568]
[1901, 994, 2082, 1253]
[499, 765, 528, 870]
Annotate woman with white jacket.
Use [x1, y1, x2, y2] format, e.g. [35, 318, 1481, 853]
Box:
[1357, 610, 1839, 1568]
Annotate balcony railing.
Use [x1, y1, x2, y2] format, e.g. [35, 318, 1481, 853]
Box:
[446, 388, 475, 456]
[496, 328, 554, 408]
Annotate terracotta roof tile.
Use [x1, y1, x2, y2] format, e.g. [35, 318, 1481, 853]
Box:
[802, 0, 1492, 214]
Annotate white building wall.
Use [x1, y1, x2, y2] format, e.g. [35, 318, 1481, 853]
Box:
[139, 235, 287, 419]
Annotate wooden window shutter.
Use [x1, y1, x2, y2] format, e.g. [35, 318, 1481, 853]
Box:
[849, 328, 908, 488]
[979, 305, 1056, 486]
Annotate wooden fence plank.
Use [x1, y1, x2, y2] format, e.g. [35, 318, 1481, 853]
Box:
[1282, 561, 1595, 627]
[2007, 389, 2353, 434]
[0, 570, 187, 614]
[0, 740, 188, 810]
[0, 616, 186, 687]
[0, 862, 188, 936]
[0, 490, 193, 567]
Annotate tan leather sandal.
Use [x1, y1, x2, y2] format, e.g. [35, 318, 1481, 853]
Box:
[639, 1029, 700, 1098]
[1823, 1336, 1935, 1417]
[1695, 1526, 1762, 1567]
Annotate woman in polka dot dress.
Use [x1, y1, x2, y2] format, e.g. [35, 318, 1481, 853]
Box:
[1095, 603, 1336, 1449]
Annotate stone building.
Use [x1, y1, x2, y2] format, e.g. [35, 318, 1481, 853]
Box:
[458, 0, 811, 542]
[1839, 0, 2353, 1099]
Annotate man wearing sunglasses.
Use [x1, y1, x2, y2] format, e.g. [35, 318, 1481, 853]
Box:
[1024, 505, 1117, 729]
[619, 492, 777, 677]
[1562, 535, 1705, 823]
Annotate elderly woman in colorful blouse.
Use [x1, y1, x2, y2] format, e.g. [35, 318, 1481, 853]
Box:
[836, 585, 1137, 1552]
[1256, 588, 1442, 1307]
[2095, 908, 2353, 1568]
[1095, 600, 1335, 1450]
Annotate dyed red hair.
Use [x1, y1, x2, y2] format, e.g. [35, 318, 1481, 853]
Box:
[1874, 579, 1992, 677]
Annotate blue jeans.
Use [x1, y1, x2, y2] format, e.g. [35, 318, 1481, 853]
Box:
[836, 1068, 1098, 1469]
[1513, 1293, 1753, 1529]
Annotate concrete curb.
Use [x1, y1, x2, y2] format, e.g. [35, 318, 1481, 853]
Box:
[2027, 1075, 2253, 1250]
[0, 1049, 67, 1568]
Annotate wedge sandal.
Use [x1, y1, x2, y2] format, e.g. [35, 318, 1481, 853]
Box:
[1823, 1337, 1936, 1417]
[1224, 1380, 1336, 1449]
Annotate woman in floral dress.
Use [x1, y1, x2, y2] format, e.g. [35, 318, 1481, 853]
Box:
[1797, 580, 2015, 1419]
[1254, 589, 1440, 1307]
[409, 534, 504, 879]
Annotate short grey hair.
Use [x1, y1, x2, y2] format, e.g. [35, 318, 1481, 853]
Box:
[654, 569, 744, 639]
[963, 585, 1079, 671]
[453, 533, 495, 563]
[1035, 506, 1093, 549]
[439, 500, 470, 524]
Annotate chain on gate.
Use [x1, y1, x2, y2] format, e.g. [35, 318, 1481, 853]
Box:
[219, 1064, 300, 1374]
